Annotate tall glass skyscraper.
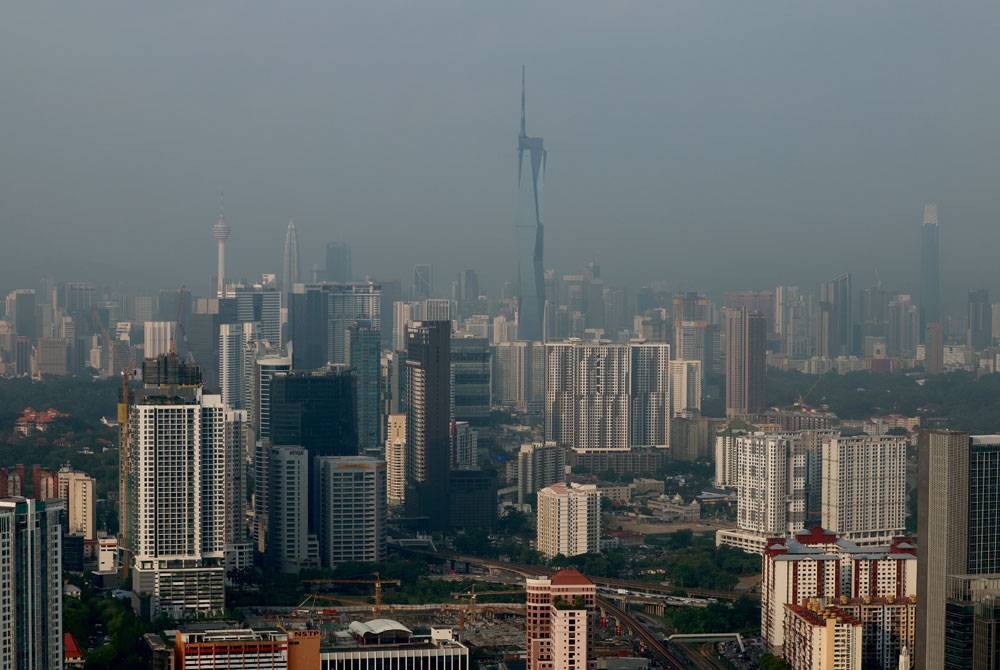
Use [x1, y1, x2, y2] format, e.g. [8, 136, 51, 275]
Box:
[920, 203, 941, 331]
[515, 67, 546, 342]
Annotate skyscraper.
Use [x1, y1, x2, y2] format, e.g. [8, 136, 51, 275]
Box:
[413, 264, 432, 300]
[536, 483, 601, 558]
[916, 431, 1000, 669]
[967, 289, 991, 351]
[347, 320, 382, 452]
[818, 273, 852, 358]
[672, 292, 709, 363]
[919, 203, 941, 331]
[282, 220, 300, 293]
[325, 242, 352, 283]
[219, 321, 258, 411]
[212, 197, 231, 298]
[724, 307, 766, 417]
[270, 368, 358, 459]
[315, 456, 387, 567]
[265, 444, 311, 573]
[126, 354, 227, 619]
[404, 321, 451, 529]
[515, 67, 546, 342]
[0, 497, 64, 669]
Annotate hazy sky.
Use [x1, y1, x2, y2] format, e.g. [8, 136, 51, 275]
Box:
[2, 1, 999, 311]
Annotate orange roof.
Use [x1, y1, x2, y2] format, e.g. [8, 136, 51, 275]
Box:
[64, 633, 83, 659]
[550, 568, 593, 586]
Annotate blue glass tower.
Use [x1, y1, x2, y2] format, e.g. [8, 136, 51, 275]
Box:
[516, 66, 546, 342]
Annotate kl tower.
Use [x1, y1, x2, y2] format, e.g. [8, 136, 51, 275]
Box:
[213, 193, 231, 298]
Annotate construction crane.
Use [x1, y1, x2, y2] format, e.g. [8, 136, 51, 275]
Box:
[303, 573, 402, 616]
[452, 584, 525, 634]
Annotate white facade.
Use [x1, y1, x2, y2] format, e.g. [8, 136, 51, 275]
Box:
[451, 421, 478, 471]
[142, 321, 174, 359]
[219, 322, 259, 411]
[735, 432, 802, 536]
[821, 435, 907, 546]
[128, 390, 227, 618]
[669, 359, 702, 417]
[536, 483, 601, 558]
[545, 340, 669, 452]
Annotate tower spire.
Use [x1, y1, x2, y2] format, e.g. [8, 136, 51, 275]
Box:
[520, 65, 527, 138]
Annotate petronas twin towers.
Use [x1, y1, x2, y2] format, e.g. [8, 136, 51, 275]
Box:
[515, 66, 547, 342]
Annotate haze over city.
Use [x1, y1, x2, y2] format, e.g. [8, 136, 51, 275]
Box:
[2, 1, 1000, 308]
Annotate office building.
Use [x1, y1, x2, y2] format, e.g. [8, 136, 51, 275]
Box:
[385, 414, 407, 508]
[451, 334, 491, 420]
[316, 457, 386, 567]
[448, 470, 497, 530]
[266, 445, 311, 573]
[404, 321, 452, 529]
[887, 294, 920, 358]
[423, 298, 454, 322]
[515, 68, 547, 342]
[916, 431, 1000, 669]
[8, 289, 38, 344]
[517, 442, 566, 506]
[545, 341, 670, 452]
[233, 282, 282, 346]
[818, 273, 852, 358]
[347, 320, 382, 451]
[270, 368, 358, 459]
[536, 483, 601, 558]
[143, 321, 175, 359]
[782, 603, 862, 670]
[393, 301, 418, 352]
[413, 264, 433, 300]
[0, 497, 64, 669]
[457, 269, 480, 316]
[254, 352, 292, 441]
[821, 434, 907, 546]
[919, 204, 941, 330]
[669, 359, 702, 418]
[282, 220, 300, 293]
[968, 289, 991, 351]
[326, 241, 352, 283]
[126, 355, 226, 619]
[925, 321, 944, 374]
[57, 467, 95, 540]
[724, 307, 767, 417]
[761, 529, 918, 653]
[319, 624, 468, 670]
[288, 282, 382, 370]
[525, 569, 597, 670]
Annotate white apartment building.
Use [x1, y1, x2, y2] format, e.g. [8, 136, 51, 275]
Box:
[545, 340, 670, 452]
[266, 445, 310, 573]
[783, 603, 863, 670]
[219, 321, 258, 411]
[821, 434, 907, 547]
[128, 387, 227, 618]
[385, 414, 407, 508]
[761, 529, 917, 653]
[316, 456, 387, 567]
[536, 483, 601, 558]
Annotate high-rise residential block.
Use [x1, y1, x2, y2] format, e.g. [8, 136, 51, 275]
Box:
[450, 421, 478, 471]
[669, 359, 702, 418]
[536, 483, 601, 558]
[0, 497, 64, 669]
[494, 340, 546, 413]
[316, 457, 386, 567]
[219, 321, 258, 411]
[782, 603, 863, 670]
[672, 292, 709, 363]
[821, 434, 907, 546]
[266, 445, 311, 573]
[761, 529, 917, 654]
[916, 430, 1000, 669]
[142, 321, 175, 359]
[517, 442, 566, 506]
[545, 340, 670, 452]
[404, 321, 452, 529]
[126, 354, 227, 619]
[57, 466, 96, 540]
[724, 307, 766, 417]
[818, 273, 853, 358]
[525, 569, 597, 670]
[385, 414, 407, 508]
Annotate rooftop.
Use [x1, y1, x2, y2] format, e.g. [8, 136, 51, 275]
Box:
[551, 568, 594, 587]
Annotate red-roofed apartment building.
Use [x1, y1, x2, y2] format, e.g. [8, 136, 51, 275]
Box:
[526, 569, 597, 670]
